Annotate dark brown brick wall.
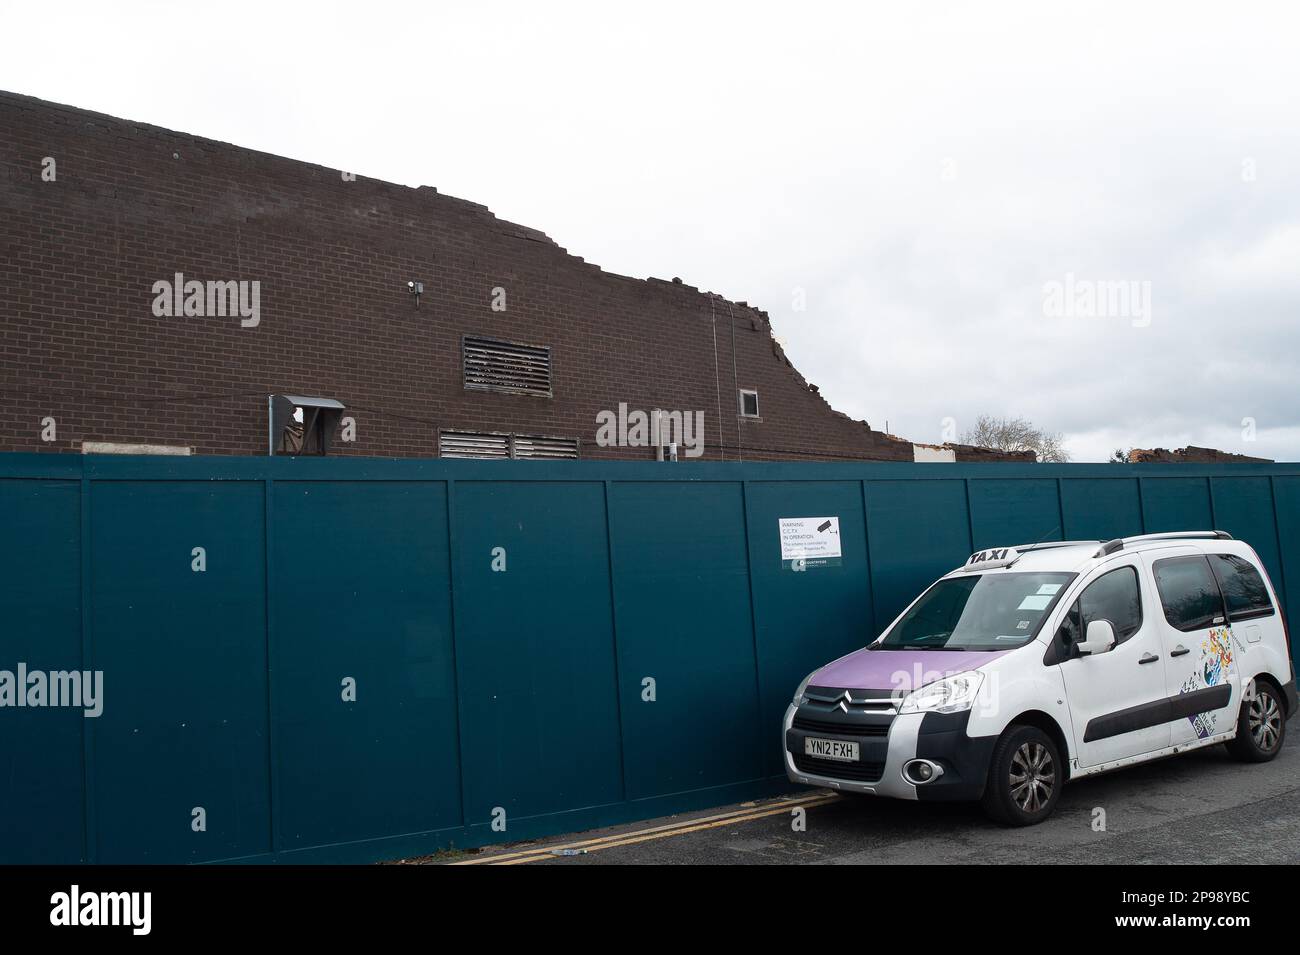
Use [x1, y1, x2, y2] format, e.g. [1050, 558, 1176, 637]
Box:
[0, 91, 920, 461]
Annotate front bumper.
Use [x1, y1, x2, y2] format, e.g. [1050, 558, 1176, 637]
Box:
[784, 700, 995, 802]
[783, 701, 923, 799]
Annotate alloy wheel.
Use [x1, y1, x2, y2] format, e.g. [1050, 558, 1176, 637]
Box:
[1009, 741, 1056, 813]
[1249, 689, 1283, 753]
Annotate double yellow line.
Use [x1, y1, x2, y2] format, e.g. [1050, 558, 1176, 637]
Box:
[451, 791, 839, 865]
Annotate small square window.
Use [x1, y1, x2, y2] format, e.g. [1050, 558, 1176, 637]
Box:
[739, 389, 760, 418]
[269, 394, 346, 456]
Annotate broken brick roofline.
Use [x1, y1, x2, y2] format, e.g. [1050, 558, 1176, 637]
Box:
[1128, 446, 1273, 464]
[0, 89, 1022, 463]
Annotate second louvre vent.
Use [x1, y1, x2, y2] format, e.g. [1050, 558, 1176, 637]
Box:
[512, 434, 579, 459]
[463, 336, 552, 397]
[439, 430, 579, 460]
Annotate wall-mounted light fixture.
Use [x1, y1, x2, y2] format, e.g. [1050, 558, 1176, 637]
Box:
[408, 280, 424, 308]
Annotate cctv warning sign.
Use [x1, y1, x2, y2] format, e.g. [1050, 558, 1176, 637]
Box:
[779, 516, 842, 570]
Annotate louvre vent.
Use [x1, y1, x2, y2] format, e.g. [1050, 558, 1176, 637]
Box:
[439, 431, 579, 460]
[463, 336, 552, 397]
[512, 434, 579, 460]
[439, 431, 511, 459]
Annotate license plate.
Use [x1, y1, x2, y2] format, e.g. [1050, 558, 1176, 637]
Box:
[804, 737, 859, 762]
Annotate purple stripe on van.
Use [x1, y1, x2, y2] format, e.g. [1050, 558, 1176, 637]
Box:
[810, 647, 1006, 694]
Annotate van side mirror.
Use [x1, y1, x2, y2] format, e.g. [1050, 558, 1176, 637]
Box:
[1077, 619, 1116, 656]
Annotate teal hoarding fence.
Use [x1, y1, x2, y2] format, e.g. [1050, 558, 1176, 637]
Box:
[3, 453, 1299, 864]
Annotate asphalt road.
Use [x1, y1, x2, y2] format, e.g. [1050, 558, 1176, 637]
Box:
[453, 733, 1300, 864]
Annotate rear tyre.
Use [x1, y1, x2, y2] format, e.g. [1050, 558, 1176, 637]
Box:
[981, 725, 1062, 827]
[1226, 679, 1286, 763]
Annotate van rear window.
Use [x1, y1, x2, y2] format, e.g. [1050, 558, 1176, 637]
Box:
[1208, 554, 1274, 621]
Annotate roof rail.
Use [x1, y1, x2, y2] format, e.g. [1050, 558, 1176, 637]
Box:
[1009, 540, 1102, 553]
[1095, 530, 1232, 558]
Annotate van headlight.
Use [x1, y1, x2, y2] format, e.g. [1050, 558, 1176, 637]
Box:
[792, 672, 816, 705]
[898, 671, 984, 714]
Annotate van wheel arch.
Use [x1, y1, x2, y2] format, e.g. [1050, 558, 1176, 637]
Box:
[1227, 674, 1287, 762]
[1249, 672, 1288, 715]
[1002, 711, 1073, 783]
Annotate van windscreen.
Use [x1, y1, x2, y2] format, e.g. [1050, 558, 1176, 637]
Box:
[878, 572, 1076, 651]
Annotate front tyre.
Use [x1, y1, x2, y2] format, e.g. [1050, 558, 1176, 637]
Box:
[981, 725, 1062, 826]
[1226, 679, 1286, 762]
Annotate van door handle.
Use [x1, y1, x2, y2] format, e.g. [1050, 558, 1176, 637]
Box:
[1139, 652, 1160, 664]
[1170, 645, 1190, 657]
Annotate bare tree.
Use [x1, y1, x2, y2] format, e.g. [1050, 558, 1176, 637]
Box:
[960, 415, 1071, 462]
[1109, 448, 1131, 464]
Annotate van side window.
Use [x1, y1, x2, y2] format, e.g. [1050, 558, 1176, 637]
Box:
[1053, 566, 1142, 656]
[1080, 566, 1143, 642]
[1208, 554, 1274, 621]
[1152, 556, 1226, 632]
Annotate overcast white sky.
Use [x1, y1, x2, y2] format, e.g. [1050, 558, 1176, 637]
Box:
[4, 1, 1299, 461]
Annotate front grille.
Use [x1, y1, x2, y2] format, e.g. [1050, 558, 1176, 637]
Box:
[792, 716, 889, 737]
[793, 754, 885, 782]
[804, 686, 896, 713]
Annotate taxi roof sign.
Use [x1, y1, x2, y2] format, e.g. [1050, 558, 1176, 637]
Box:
[960, 547, 1020, 572]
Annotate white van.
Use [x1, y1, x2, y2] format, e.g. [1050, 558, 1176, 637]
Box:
[785, 531, 1296, 825]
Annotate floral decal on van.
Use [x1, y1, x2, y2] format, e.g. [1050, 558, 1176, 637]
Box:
[1202, 627, 1234, 686]
[1180, 627, 1234, 739]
